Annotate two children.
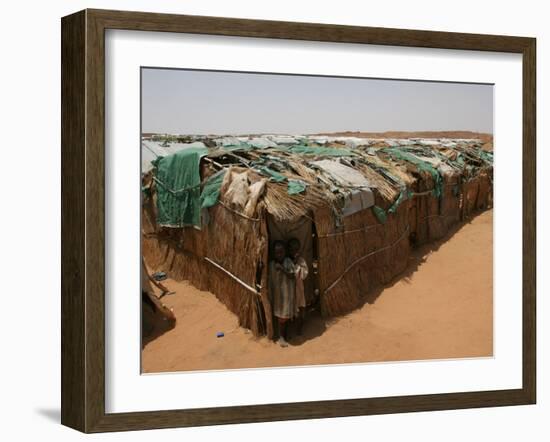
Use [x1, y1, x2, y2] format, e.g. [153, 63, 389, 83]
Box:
[269, 238, 309, 347]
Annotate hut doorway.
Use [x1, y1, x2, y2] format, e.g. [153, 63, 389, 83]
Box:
[266, 215, 319, 311]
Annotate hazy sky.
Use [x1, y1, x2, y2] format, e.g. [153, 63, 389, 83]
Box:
[141, 68, 493, 135]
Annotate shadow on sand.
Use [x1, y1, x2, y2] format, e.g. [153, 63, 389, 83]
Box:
[141, 300, 177, 348]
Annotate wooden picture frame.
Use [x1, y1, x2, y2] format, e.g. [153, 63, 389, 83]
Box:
[61, 8, 536, 433]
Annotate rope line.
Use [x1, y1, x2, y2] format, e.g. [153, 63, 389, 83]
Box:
[323, 224, 411, 295]
[204, 257, 260, 296]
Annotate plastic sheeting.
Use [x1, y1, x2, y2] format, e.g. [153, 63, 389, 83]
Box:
[312, 159, 375, 214]
[382, 147, 443, 198]
[266, 135, 299, 145]
[335, 137, 371, 148]
[214, 136, 242, 147]
[153, 146, 208, 227]
[312, 159, 373, 188]
[247, 137, 278, 149]
[287, 145, 355, 157]
[287, 179, 307, 195]
[142, 140, 206, 173]
[200, 169, 227, 209]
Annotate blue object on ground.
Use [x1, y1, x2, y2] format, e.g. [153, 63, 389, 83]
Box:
[216, 332, 224, 338]
[152, 271, 167, 281]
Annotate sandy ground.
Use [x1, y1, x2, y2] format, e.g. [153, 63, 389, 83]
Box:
[142, 210, 493, 373]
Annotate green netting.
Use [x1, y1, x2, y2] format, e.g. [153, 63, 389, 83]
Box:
[284, 145, 356, 157]
[388, 189, 411, 214]
[200, 169, 227, 209]
[287, 179, 307, 195]
[372, 205, 387, 224]
[382, 147, 443, 198]
[477, 149, 494, 164]
[152, 147, 208, 227]
[371, 188, 410, 223]
[255, 166, 286, 182]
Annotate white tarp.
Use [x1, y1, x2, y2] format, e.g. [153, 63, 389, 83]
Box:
[312, 159, 373, 187]
[410, 154, 456, 176]
[308, 136, 330, 145]
[247, 137, 278, 149]
[334, 137, 371, 149]
[416, 139, 442, 146]
[266, 135, 298, 145]
[395, 139, 414, 146]
[312, 159, 375, 214]
[214, 137, 242, 147]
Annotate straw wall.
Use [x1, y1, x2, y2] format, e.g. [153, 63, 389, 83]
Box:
[441, 173, 462, 229]
[315, 197, 410, 318]
[314, 165, 492, 319]
[141, 195, 269, 336]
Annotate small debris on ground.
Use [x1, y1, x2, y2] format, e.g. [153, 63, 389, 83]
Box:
[152, 271, 167, 281]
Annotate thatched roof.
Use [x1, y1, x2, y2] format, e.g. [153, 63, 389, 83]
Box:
[142, 135, 493, 224]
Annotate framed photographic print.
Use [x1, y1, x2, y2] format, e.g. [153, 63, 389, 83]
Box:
[61, 9, 536, 433]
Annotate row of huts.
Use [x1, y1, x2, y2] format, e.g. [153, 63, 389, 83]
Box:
[141, 134, 493, 339]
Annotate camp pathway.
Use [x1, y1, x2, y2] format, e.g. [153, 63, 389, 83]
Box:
[142, 209, 493, 373]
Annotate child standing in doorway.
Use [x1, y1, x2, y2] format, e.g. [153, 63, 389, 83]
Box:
[269, 240, 296, 347]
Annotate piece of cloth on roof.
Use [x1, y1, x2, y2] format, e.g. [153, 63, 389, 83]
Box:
[267, 135, 298, 145]
[342, 189, 375, 216]
[388, 188, 411, 214]
[223, 170, 249, 210]
[372, 205, 387, 224]
[215, 136, 242, 147]
[312, 159, 375, 213]
[200, 169, 227, 209]
[244, 179, 267, 217]
[287, 179, 307, 195]
[213, 136, 253, 152]
[247, 137, 278, 149]
[382, 147, 443, 198]
[312, 159, 372, 188]
[285, 145, 356, 157]
[337, 137, 371, 149]
[152, 146, 208, 227]
[142, 140, 206, 174]
[255, 166, 286, 182]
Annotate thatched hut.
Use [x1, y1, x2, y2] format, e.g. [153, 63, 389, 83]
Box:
[141, 136, 493, 339]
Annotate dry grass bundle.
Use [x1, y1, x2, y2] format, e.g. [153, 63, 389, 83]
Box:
[263, 181, 329, 222]
[365, 153, 416, 188]
[286, 157, 321, 182]
[355, 162, 400, 202]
